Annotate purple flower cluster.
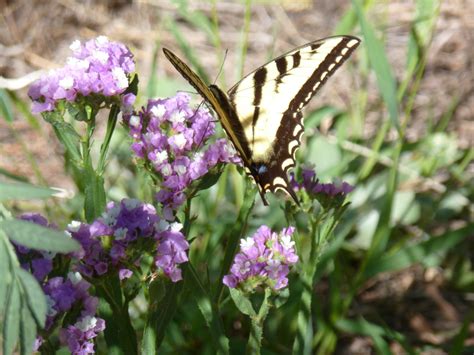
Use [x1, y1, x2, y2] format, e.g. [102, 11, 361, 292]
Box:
[291, 168, 354, 197]
[28, 36, 135, 113]
[69, 198, 189, 282]
[14, 214, 104, 354]
[125, 93, 241, 216]
[60, 315, 106, 355]
[223, 226, 299, 291]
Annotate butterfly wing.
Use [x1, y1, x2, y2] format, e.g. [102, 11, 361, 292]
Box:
[227, 36, 360, 201]
[162, 48, 252, 165]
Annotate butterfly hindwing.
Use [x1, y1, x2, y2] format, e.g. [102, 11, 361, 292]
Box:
[163, 35, 360, 205]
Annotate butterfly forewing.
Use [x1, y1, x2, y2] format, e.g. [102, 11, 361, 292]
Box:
[162, 48, 251, 163]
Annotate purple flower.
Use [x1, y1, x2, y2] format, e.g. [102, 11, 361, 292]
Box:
[223, 226, 298, 292]
[69, 198, 189, 282]
[59, 315, 106, 355]
[28, 36, 135, 113]
[124, 93, 241, 214]
[290, 168, 354, 200]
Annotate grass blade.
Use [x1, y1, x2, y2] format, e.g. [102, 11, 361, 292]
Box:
[353, 0, 400, 131]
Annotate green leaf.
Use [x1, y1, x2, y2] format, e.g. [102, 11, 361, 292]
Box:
[336, 317, 393, 355]
[0, 181, 57, 201]
[3, 282, 20, 355]
[364, 224, 473, 278]
[0, 232, 12, 317]
[390, 190, 420, 225]
[450, 309, 474, 355]
[84, 172, 106, 223]
[307, 136, 342, 178]
[353, 0, 400, 130]
[43, 111, 83, 164]
[20, 297, 37, 355]
[0, 89, 14, 123]
[1, 219, 80, 253]
[17, 268, 46, 327]
[229, 288, 256, 317]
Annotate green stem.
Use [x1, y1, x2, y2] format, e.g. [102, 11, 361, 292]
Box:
[246, 288, 271, 355]
[214, 185, 256, 304]
[98, 104, 120, 174]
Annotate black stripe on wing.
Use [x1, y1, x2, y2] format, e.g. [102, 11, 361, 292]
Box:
[286, 36, 360, 114]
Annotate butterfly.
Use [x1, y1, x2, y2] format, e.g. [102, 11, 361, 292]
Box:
[163, 35, 360, 205]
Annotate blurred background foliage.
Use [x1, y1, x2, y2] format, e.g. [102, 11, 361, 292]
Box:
[1, 0, 473, 353]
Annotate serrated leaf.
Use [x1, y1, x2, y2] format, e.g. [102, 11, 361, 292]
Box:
[17, 268, 46, 327]
[3, 282, 20, 355]
[1, 219, 80, 253]
[229, 288, 256, 317]
[0, 181, 57, 201]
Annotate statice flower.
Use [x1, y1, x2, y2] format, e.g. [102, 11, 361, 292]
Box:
[124, 93, 241, 216]
[59, 315, 106, 355]
[28, 36, 135, 113]
[42, 273, 101, 331]
[12, 214, 104, 353]
[223, 226, 298, 292]
[290, 168, 354, 209]
[69, 198, 189, 282]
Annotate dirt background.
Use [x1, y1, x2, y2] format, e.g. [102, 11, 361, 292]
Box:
[1, 0, 473, 352]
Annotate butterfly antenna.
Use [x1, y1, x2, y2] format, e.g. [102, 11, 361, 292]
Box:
[214, 48, 229, 86]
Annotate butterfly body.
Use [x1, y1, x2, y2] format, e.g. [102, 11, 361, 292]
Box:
[163, 36, 360, 205]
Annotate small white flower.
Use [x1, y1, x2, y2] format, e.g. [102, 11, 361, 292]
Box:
[102, 205, 120, 226]
[240, 237, 255, 250]
[67, 57, 89, 70]
[170, 222, 183, 232]
[280, 235, 295, 250]
[68, 220, 82, 232]
[76, 316, 97, 332]
[46, 295, 57, 317]
[174, 164, 187, 176]
[112, 67, 128, 89]
[172, 133, 187, 150]
[68, 271, 83, 284]
[170, 110, 185, 124]
[161, 163, 172, 176]
[96, 36, 109, 45]
[155, 219, 170, 232]
[114, 227, 128, 240]
[151, 104, 166, 118]
[129, 115, 140, 128]
[153, 150, 168, 165]
[69, 40, 81, 52]
[224, 142, 237, 156]
[59, 76, 74, 90]
[93, 50, 109, 64]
